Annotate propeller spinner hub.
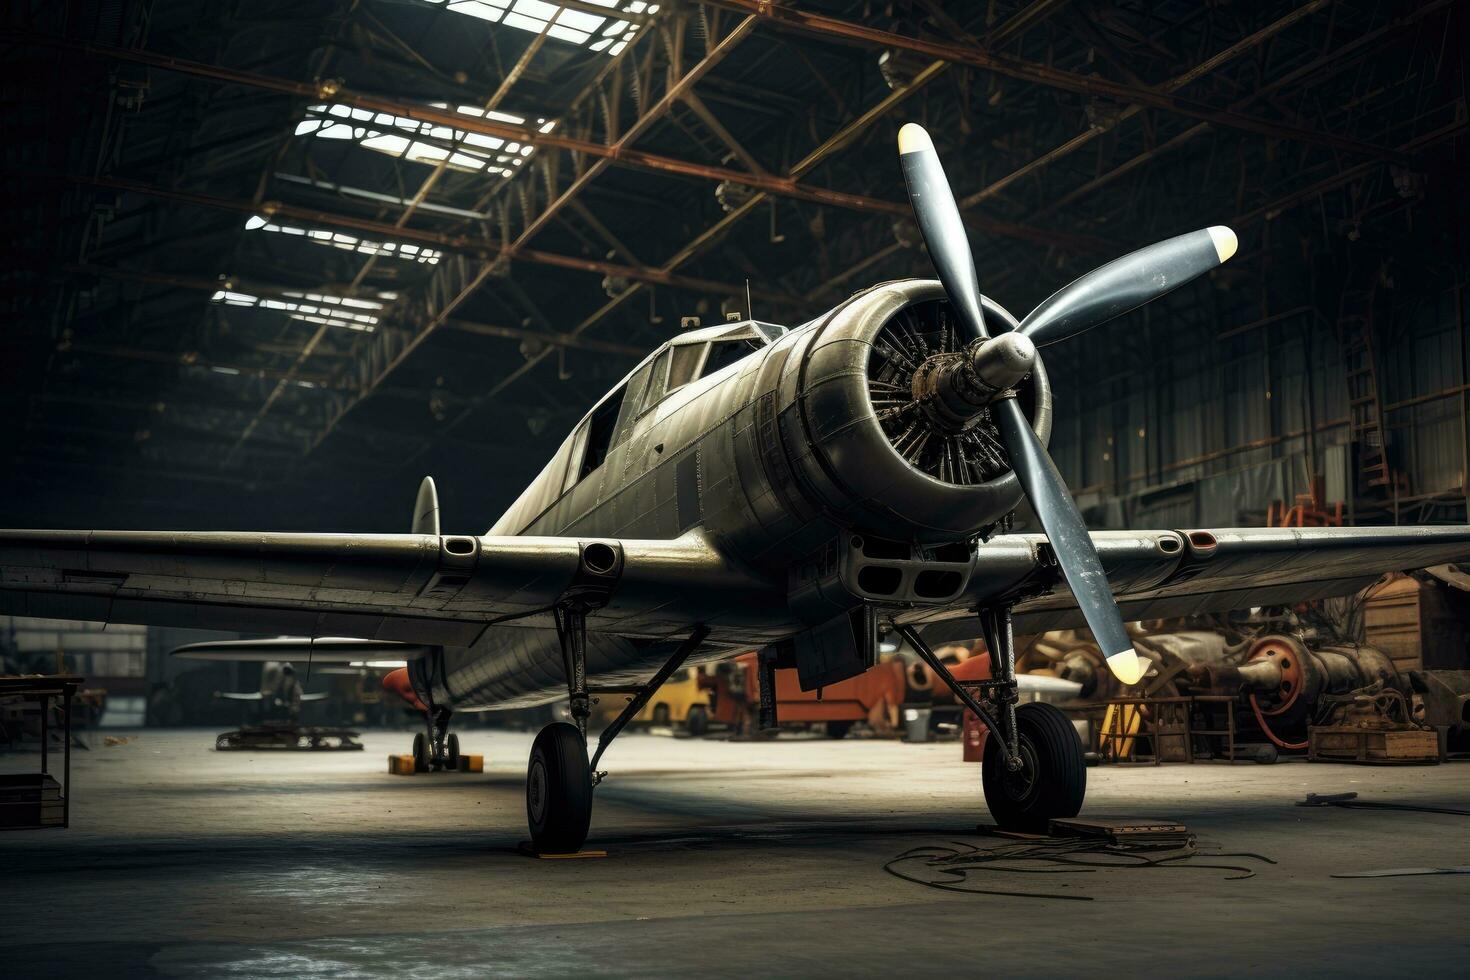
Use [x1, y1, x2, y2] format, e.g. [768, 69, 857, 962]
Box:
[910, 333, 1037, 432]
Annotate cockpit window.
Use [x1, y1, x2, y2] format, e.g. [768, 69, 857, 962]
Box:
[578, 386, 626, 481]
[633, 334, 765, 420]
[640, 348, 672, 413]
[699, 339, 759, 379]
[668, 344, 705, 391]
[613, 359, 653, 437]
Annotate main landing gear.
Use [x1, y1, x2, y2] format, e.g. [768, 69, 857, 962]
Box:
[410, 705, 461, 772]
[897, 608, 1085, 833]
[525, 603, 710, 854]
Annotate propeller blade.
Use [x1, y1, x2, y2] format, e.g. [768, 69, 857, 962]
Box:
[991, 398, 1145, 685]
[1018, 227, 1237, 347]
[897, 123, 988, 341]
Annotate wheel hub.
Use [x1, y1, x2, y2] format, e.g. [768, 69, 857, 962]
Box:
[999, 737, 1039, 803]
[527, 758, 547, 823]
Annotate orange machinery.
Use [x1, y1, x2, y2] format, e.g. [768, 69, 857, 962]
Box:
[700, 651, 909, 737]
[945, 653, 995, 761]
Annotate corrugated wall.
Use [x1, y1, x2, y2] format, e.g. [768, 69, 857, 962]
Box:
[1051, 284, 1467, 528]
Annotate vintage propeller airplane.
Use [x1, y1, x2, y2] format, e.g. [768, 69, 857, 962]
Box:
[5, 124, 1469, 853]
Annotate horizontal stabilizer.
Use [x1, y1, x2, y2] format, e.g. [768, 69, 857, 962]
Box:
[214, 690, 331, 701]
[172, 636, 433, 663]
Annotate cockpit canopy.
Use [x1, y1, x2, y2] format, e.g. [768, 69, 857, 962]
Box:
[489, 319, 787, 535]
[578, 319, 784, 480]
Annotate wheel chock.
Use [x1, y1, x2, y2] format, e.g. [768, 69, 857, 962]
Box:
[518, 841, 607, 859]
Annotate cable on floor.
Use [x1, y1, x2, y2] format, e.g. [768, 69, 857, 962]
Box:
[1297, 792, 1470, 817]
[884, 836, 1276, 900]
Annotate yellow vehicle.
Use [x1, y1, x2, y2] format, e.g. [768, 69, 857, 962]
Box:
[634, 667, 712, 735]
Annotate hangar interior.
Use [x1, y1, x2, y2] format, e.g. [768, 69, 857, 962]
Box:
[8, 0, 1467, 533]
[3, 1, 1469, 976]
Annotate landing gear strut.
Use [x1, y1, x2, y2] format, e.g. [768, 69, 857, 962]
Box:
[896, 608, 1085, 833]
[412, 704, 460, 772]
[406, 649, 462, 772]
[525, 606, 709, 854]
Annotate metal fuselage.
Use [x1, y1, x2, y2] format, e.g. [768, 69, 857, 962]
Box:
[423, 279, 1051, 712]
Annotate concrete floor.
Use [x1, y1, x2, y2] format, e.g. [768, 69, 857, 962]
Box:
[2, 727, 1468, 978]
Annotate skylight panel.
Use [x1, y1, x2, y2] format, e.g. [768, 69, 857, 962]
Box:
[243, 215, 443, 264]
[209, 289, 388, 332]
[294, 101, 555, 176]
[416, 1, 656, 56]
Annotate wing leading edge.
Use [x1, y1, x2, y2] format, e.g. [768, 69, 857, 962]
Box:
[6, 524, 1466, 648]
[0, 529, 786, 645]
[916, 524, 1470, 641]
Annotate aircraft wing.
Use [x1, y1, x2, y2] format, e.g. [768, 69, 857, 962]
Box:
[0, 529, 781, 644]
[7, 524, 1464, 648]
[918, 524, 1470, 642]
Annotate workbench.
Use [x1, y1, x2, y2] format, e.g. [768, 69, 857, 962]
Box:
[0, 674, 83, 829]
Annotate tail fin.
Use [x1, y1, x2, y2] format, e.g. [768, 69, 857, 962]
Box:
[413, 475, 440, 535]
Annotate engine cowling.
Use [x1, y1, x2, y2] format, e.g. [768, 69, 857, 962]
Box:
[783, 278, 1052, 542]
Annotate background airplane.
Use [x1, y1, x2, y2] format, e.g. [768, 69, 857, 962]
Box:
[4, 124, 1469, 853]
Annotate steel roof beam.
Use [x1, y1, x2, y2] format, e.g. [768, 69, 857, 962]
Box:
[10, 30, 1101, 251]
[54, 341, 346, 387]
[703, 0, 1404, 163]
[43, 173, 803, 305]
[298, 12, 769, 457]
[806, 0, 1370, 299]
[387, 0, 1077, 469]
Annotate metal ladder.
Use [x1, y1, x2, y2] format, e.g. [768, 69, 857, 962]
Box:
[1337, 281, 1407, 506]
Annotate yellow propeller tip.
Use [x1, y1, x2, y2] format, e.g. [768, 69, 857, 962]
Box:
[1208, 225, 1238, 263]
[1106, 648, 1147, 686]
[898, 123, 933, 155]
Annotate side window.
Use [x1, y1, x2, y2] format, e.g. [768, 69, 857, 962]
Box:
[613, 360, 653, 440]
[640, 344, 707, 417]
[699, 339, 758, 379]
[668, 343, 705, 391]
[578, 386, 627, 482]
[640, 349, 672, 413]
[561, 420, 590, 493]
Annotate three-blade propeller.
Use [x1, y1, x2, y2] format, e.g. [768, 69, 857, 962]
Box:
[896, 122, 1237, 685]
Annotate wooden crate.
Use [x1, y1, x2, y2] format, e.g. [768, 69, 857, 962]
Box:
[1364, 574, 1470, 673]
[1308, 725, 1441, 764]
[1363, 575, 1424, 672]
[0, 773, 65, 829]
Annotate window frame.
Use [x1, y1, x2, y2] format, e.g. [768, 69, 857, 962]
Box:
[638, 348, 673, 416]
[697, 337, 759, 381]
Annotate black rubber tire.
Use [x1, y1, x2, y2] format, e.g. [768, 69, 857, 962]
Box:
[526, 722, 593, 854]
[652, 704, 671, 726]
[982, 702, 1085, 834]
[825, 720, 853, 740]
[446, 733, 461, 770]
[412, 731, 430, 772]
[685, 705, 710, 737]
